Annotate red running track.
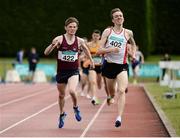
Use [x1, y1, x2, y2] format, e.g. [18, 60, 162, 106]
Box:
[0, 83, 169, 137]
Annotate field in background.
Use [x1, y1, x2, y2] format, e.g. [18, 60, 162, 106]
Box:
[1, 55, 180, 81]
[145, 83, 180, 136]
[146, 55, 180, 63]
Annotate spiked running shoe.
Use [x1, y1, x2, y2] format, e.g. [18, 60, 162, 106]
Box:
[115, 116, 122, 128]
[115, 120, 121, 127]
[107, 97, 115, 106]
[107, 97, 111, 105]
[73, 106, 82, 121]
[91, 99, 100, 106]
[58, 112, 67, 128]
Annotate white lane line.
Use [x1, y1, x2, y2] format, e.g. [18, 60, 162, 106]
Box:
[80, 99, 106, 138]
[0, 96, 70, 134]
[0, 87, 56, 107]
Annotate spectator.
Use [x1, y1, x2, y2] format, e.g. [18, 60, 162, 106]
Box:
[12, 49, 24, 68]
[16, 49, 24, 64]
[161, 53, 171, 79]
[28, 47, 39, 81]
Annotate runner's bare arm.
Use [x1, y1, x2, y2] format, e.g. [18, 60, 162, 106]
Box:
[127, 44, 134, 58]
[127, 30, 136, 59]
[97, 28, 119, 55]
[140, 52, 145, 63]
[79, 38, 94, 68]
[44, 36, 62, 55]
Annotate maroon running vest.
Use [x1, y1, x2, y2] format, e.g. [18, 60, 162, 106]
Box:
[56, 35, 79, 72]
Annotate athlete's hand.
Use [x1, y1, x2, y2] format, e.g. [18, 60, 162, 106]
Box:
[112, 47, 119, 53]
[131, 57, 137, 63]
[90, 61, 95, 69]
[51, 40, 60, 48]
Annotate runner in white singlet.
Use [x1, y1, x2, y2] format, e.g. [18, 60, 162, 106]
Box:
[97, 8, 136, 128]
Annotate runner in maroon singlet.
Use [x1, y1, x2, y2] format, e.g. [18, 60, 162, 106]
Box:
[44, 17, 94, 128]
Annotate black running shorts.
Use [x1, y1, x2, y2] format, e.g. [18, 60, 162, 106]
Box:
[102, 60, 128, 79]
[56, 69, 79, 84]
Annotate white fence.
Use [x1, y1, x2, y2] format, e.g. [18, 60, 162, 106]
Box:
[159, 61, 180, 97]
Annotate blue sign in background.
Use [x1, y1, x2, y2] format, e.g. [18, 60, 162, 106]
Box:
[15, 63, 180, 77]
[129, 64, 160, 77]
[15, 64, 56, 76]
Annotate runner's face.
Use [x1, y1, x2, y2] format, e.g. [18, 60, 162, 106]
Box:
[65, 22, 78, 35]
[112, 11, 124, 26]
[92, 33, 100, 41]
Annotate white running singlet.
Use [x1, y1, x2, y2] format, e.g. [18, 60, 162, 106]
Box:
[104, 28, 128, 64]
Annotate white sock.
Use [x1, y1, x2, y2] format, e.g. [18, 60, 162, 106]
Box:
[92, 97, 96, 100]
[116, 116, 122, 122]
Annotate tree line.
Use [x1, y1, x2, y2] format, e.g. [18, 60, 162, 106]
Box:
[0, 0, 179, 58]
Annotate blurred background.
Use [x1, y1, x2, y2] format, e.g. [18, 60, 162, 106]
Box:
[0, 0, 180, 57]
[0, 0, 180, 82]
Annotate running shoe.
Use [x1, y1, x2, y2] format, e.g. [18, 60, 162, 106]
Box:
[58, 112, 67, 128]
[125, 88, 128, 93]
[115, 116, 122, 128]
[107, 97, 115, 106]
[73, 106, 82, 121]
[115, 120, 121, 127]
[91, 99, 100, 105]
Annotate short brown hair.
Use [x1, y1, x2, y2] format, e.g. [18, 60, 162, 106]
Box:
[65, 17, 79, 26]
[110, 8, 122, 19]
[93, 29, 101, 35]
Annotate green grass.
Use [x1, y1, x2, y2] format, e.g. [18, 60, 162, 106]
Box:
[129, 77, 157, 83]
[145, 83, 180, 136]
[146, 55, 180, 63]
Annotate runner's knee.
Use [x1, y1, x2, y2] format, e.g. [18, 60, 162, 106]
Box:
[117, 88, 126, 94]
[89, 80, 96, 86]
[59, 93, 65, 99]
[69, 89, 76, 95]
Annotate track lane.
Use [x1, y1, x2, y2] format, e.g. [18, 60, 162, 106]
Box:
[0, 83, 170, 137]
[0, 84, 107, 137]
[0, 83, 54, 104]
[83, 85, 169, 137]
[0, 85, 57, 131]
